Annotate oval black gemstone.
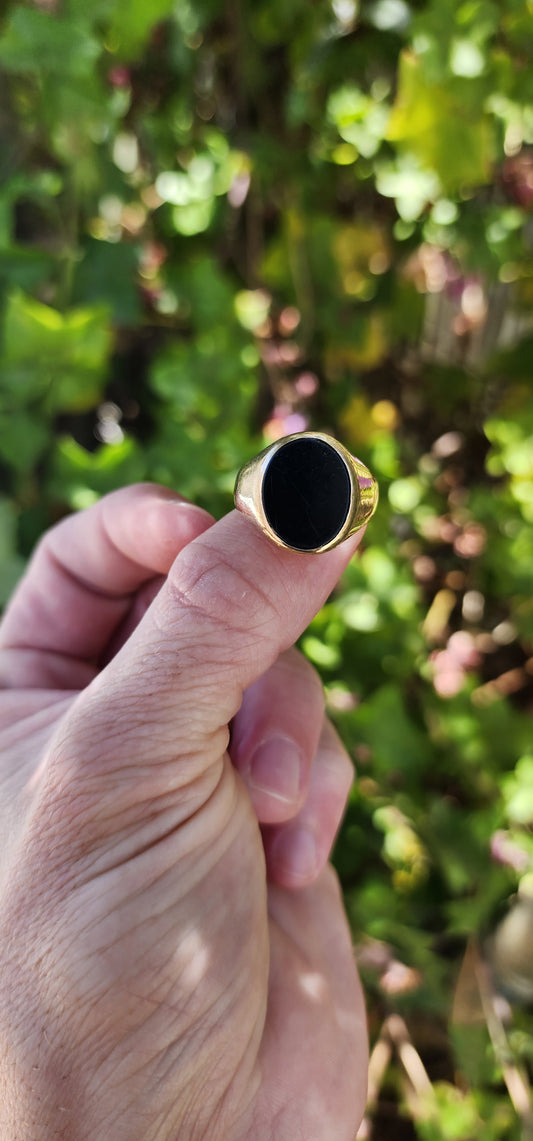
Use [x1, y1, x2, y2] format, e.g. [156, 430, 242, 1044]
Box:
[262, 437, 351, 551]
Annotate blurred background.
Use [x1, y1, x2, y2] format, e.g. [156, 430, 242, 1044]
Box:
[1, 0, 533, 1135]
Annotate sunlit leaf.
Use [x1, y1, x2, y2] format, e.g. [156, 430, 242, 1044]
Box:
[1, 291, 111, 411]
[387, 51, 495, 193]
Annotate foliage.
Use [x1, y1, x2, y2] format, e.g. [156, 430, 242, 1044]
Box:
[1, 0, 533, 1134]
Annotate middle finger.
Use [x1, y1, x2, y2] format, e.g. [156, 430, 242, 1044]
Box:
[230, 647, 325, 824]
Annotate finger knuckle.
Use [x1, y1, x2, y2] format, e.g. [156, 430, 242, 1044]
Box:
[166, 543, 282, 648]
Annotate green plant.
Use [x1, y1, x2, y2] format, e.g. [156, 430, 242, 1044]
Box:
[1, 0, 532, 1133]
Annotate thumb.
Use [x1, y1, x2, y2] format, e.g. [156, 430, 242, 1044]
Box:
[54, 509, 363, 811]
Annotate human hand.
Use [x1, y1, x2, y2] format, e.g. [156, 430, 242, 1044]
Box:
[0, 484, 368, 1140]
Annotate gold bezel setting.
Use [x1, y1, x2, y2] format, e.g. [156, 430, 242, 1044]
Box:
[234, 431, 378, 554]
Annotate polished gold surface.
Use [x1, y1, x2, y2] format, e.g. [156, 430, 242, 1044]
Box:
[234, 431, 378, 553]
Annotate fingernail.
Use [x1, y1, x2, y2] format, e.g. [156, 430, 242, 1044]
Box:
[145, 498, 213, 543]
[249, 736, 303, 803]
[160, 499, 214, 526]
[273, 827, 318, 882]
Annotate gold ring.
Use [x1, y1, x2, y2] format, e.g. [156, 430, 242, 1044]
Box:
[234, 431, 378, 553]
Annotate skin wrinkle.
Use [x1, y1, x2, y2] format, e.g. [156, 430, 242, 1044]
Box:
[152, 959, 261, 1091]
[167, 541, 285, 639]
[102, 1021, 190, 1095]
[21, 941, 193, 1088]
[47, 711, 231, 807]
[164, 975, 263, 1139]
[0, 647, 96, 690]
[161, 1079, 207, 1141]
[0, 489, 213, 680]
[210, 1021, 263, 1141]
[95, 736, 227, 798]
[46, 546, 137, 605]
[118, 606, 252, 716]
[121, 566, 277, 713]
[44, 487, 171, 597]
[81, 980, 195, 1079]
[69, 767, 219, 864]
[13, 743, 229, 931]
[146, 609, 240, 678]
[28, 755, 224, 899]
[54, 683, 203, 756]
[92, 643, 247, 755]
[0, 693, 73, 743]
[19, 780, 124, 895]
[90, 747, 209, 807]
[73, 852, 266, 1136]
[152, 596, 276, 688]
[43, 758, 241, 930]
[74, 763, 226, 882]
[85, 827, 218, 921]
[94, 1017, 172, 1095]
[80, 1065, 153, 1139]
[65, 1000, 133, 1084]
[0, 555, 123, 656]
[113, 975, 198, 1029]
[274, 555, 305, 621]
[70, 699, 184, 754]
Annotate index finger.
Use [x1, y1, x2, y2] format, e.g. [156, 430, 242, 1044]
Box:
[0, 484, 214, 688]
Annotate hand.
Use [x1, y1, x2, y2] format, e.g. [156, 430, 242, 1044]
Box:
[0, 484, 368, 1140]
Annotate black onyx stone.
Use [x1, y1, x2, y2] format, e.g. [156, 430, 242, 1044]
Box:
[262, 437, 351, 551]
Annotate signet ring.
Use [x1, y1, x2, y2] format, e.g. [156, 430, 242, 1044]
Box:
[234, 431, 378, 554]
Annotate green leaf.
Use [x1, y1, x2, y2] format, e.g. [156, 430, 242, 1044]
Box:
[387, 50, 495, 193]
[353, 685, 432, 783]
[106, 0, 175, 58]
[0, 291, 112, 411]
[51, 436, 145, 502]
[0, 9, 100, 78]
[0, 413, 49, 473]
[0, 247, 55, 291]
[72, 240, 141, 326]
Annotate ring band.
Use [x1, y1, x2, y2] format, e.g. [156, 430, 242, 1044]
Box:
[234, 431, 378, 553]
